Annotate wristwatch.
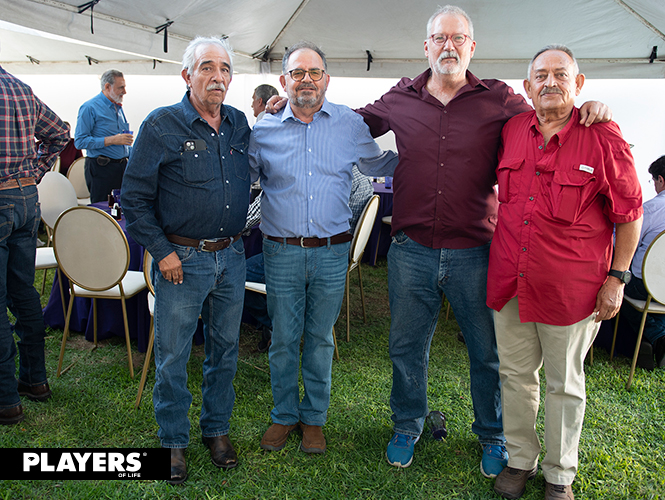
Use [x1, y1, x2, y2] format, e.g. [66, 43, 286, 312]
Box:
[608, 269, 632, 284]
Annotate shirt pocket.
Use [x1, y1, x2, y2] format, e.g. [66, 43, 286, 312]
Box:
[230, 141, 249, 181]
[496, 158, 524, 204]
[549, 169, 596, 224]
[181, 149, 214, 185]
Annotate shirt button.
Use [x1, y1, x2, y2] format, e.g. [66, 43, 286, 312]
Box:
[220, 228, 224, 232]
[308, 148, 312, 152]
[524, 220, 529, 225]
[438, 190, 442, 194]
[194, 154, 198, 158]
[442, 136, 446, 140]
[309, 195, 313, 200]
[226, 205, 229, 209]
[443, 110, 447, 114]
[538, 145, 543, 150]
[522, 247, 527, 252]
[440, 163, 444, 167]
[225, 180, 229, 184]
[519, 273, 524, 277]
[211, 133, 215, 137]
[529, 196, 534, 201]
[536, 171, 540, 176]
[309, 172, 312, 176]
[310, 219, 313, 223]
[222, 156, 225, 159]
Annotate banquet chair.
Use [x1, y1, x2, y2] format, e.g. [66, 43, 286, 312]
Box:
[136, 251, 155, 407]
[610, 229, 665, 390]
[244, 281, 340, 361]
[35, 172, 78, 316]
[53, 206, 147, 378]
[50, 156, 61, 173]
[345, 195, 379, 342]
[66, 157, 91, 206]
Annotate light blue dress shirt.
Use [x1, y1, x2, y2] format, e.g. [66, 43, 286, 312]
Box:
[249, 98, 396, 238]
[74, 91, 130, 159]
[631, 189, 665, 278]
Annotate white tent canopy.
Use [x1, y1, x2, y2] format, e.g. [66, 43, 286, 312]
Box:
[0, 0, 664, 78]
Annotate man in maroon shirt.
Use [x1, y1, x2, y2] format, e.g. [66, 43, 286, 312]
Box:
[489, 46, 642, 500]
[353, 5, 611, 476]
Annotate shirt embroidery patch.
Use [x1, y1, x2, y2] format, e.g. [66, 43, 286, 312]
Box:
[579, 164, 594, 174]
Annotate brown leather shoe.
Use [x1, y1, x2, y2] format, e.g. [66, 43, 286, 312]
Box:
[494, 466, 537, 499]
[166, 448, 187, 485]
[260, 423, 298, 451]
[545, 482, 574, 500]
[17, 382, 52, 402]
[202, 435, 238, 469]
[300, 423, 326, 454]
[0, 405, 25, 426]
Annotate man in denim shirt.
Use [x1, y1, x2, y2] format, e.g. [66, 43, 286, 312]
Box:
[122, 37, 250, 484]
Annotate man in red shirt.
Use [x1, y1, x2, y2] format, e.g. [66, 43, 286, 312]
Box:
[489, 46, 642, 500]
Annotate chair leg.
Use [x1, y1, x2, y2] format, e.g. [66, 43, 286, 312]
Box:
[40, 268, 48, 295]
[57, 291, 76, 377]
[332, 326, 340, 361]
[610, 309, 621, 360]
[120, 295, 135, 379]
[358, 265, 367, 324]
[57, 269, 67, 320]
[346, 270, 351, 342]
[626, 302, 650, 390]
[93, 298, 98, 346]
[135, 317, 154, 408]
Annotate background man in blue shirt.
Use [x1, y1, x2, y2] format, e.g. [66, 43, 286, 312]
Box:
[249, 41, 396, 456]
[75, 69, 133, 202]
[122, 37, 250, 484]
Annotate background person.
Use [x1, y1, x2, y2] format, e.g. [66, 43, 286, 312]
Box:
[0, 65, 69, 425]
[251, 84, 279, 122]
[75, 69, 133, 203]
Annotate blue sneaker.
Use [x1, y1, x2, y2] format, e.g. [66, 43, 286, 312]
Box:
[386, 433, 420, 468]
[480, 444, 508, 478]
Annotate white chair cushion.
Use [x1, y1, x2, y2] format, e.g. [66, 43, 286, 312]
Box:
[147, 292, 154, 315]
[245, 281, 266, 294]
[35, 247, 57, 269]
[77, 198, 91, 206]
[624, 295, 665, 314]
[73, 270, 147, 298]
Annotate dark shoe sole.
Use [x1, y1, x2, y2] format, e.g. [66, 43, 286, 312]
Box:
[300, 441, 325, 454]
[166, 473, 187, 485]
[260, 442, 287, 451]
[0, 413, 25, 426]
[18, 389, 52, 402]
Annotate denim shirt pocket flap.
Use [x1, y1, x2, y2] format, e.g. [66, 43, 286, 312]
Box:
[496, 158, 524, 204]
[181, 148, 214, 185]
[230, 140, 250, 180]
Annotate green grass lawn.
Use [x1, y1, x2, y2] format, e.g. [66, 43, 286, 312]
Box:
[1, 261, 664, 499]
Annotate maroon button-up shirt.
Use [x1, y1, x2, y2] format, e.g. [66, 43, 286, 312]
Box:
[357, 69, 531, 249]
[487, 108, 643, 325]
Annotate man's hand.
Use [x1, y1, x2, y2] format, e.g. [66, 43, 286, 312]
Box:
[593, 277, 624, 323]
[158, 251, 183, 285]
[265, 96, 288, 114]
[105, 133, 134, 146]
[578, 101, 612, 127]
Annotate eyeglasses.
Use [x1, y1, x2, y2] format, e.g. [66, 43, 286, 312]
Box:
[428, 33, 472, 46]
[287, 68, 325, 81]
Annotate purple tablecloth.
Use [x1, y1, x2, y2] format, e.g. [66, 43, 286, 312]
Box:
[363, 182, 394, 266]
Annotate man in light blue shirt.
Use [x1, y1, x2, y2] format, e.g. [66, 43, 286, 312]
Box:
[75, 69, 133, 202]
[249, 41, 396, 455]
[624, 155, 665, 368]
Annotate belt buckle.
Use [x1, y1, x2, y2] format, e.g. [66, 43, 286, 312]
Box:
[300, 237, 318, 248]
[201, 238, 218, 252]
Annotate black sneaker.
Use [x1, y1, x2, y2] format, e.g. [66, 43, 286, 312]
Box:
[636, 340, 655, 371]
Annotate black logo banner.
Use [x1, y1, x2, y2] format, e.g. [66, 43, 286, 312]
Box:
[0, 448, 170, 480]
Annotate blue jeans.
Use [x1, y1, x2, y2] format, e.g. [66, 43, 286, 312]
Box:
[623, 276, 665, 345]
[244, 253, 271, 329]
[152, 238, 245, 448]
[263, 238, 349, 426]
[387, 231, 503, 445]
[0, 184, 47, 409]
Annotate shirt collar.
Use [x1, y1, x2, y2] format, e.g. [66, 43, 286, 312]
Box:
[281, 97, 332, 123]
[408, 69, 490, 97]
[529, 106, 580, 146]
[102, 92, 122, 108]
[181, 91, 230, 128]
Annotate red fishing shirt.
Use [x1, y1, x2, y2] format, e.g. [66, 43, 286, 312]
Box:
[487, 107, 643, 325]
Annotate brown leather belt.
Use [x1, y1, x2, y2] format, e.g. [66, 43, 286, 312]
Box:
[266, 232, 353, 248]
[0, 177, 36, 191]
[166, 233, 242, 252]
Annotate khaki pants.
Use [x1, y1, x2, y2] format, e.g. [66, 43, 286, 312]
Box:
[494, 297, 599, 485]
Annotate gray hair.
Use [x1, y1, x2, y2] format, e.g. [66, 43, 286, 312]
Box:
[527, 44, 579, 78]
[426, 5, 474, 39]
[254, 84, 279, 105]
[182, 36, 234, 75]
[100, 69, 123, 90]
[282, 41, 328, 74]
